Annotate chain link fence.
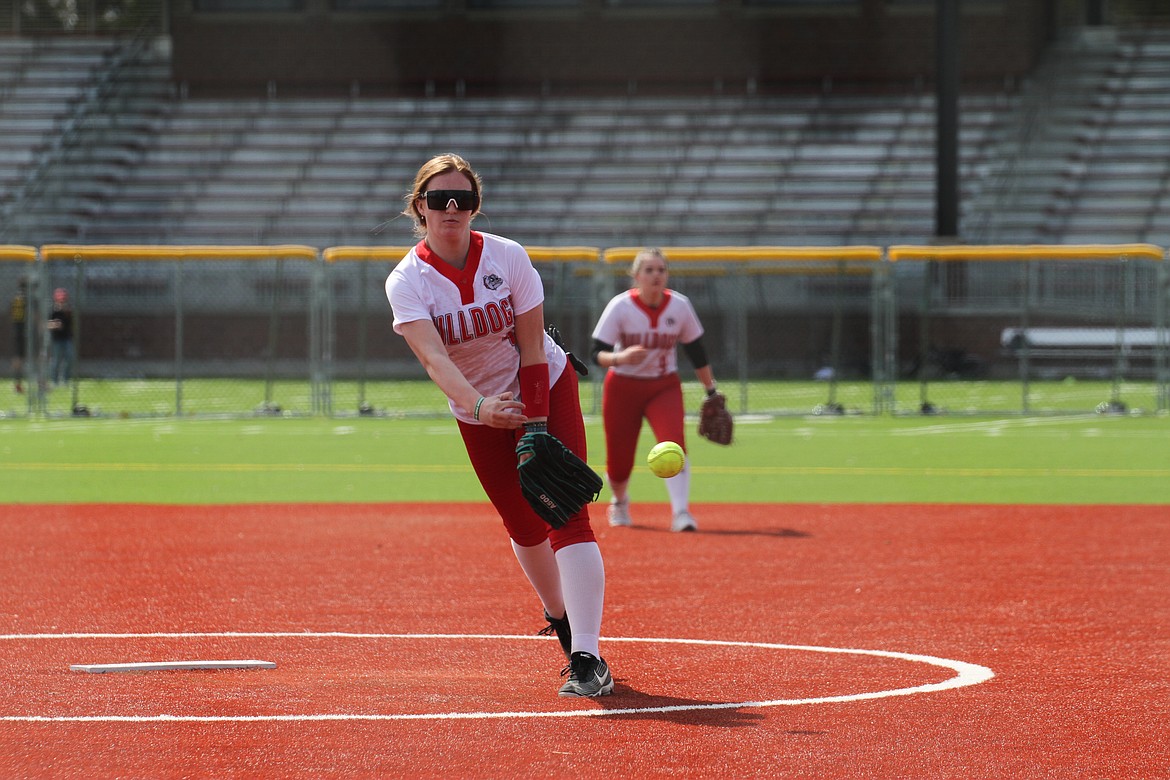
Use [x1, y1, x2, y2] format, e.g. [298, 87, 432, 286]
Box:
[887, 243, 1169, 415]
[2, 243, 1167, 419]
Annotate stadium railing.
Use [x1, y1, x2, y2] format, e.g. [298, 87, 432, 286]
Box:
[1, 243, 1166, 419]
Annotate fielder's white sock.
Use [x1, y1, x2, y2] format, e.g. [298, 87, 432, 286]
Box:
[511, 539, 565, 620]
[554, 541, 605, 657]
[609, 479, 629, 506]
[666, 460, 691, 515]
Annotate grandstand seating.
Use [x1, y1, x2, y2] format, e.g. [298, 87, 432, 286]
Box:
[973, 28, 1170, 244]
[63, 90, 1016, 248]
[0, 38, 116, 220]
[3, 28, 1170, 249]
[0, 36, 172, 244]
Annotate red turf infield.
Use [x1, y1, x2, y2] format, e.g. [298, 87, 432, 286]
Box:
[0, 503, 1167, 778]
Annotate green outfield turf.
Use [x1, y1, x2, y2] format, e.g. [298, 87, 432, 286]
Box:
[3, 377, 1166, 419]
[2, 414, 1168, 505]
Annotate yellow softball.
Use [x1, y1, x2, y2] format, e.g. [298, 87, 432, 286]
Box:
[647, 441, 685, 478]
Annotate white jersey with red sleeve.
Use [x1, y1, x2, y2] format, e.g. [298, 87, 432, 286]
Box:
[591, 289, 704, 379]
[385, 230, 567, 423]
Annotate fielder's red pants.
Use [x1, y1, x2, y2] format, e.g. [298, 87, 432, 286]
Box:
[601, 370, 687, 486]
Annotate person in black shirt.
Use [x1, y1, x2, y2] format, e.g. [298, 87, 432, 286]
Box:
[47, 287, 74, 387]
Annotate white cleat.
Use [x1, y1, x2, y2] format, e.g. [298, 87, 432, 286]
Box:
[607, 500, 632, 527]
[671, 510, 698, 533]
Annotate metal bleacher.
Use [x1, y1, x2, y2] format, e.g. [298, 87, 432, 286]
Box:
[7, 27, 1170, 250]
[0, 38, 118, 225]
[69, 89, 1016, 249]
[0, 36, 172, 245]
[971, 27, 1170, 244]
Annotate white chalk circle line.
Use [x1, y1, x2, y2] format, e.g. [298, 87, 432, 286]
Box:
[0, 632, 994, 722]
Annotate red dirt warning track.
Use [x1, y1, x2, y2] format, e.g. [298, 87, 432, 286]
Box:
[0, 503, 1166, 778]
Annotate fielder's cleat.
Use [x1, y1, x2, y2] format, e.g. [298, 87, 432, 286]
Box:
[558, 652, 614, 698]
[607, 500, 632, 527]
[538, 611, 573, 661]
[671, 510, 698, 533]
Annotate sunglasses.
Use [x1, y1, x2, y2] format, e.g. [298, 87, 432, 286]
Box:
[422, 189, 479, 211]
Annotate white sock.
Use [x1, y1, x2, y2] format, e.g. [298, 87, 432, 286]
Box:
[609, 478, 629, 506]
[665, 460, 691, 515]
[511, 539, 565, 620]
[554, 541, 605, 657]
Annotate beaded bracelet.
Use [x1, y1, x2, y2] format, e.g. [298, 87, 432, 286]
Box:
[473, 396, 485, 421]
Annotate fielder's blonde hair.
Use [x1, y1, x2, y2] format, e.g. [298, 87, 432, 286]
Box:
[630, 247, 667, 278]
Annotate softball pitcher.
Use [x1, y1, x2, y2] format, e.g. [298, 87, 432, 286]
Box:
[385, 154, 612, 698]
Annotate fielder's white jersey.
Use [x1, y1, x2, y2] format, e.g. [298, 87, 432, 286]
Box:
[386, 231, 567, 423]
[591, 289, 704, 379]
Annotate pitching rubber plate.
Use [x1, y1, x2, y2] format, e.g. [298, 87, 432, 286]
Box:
[70, 660, 276, 674]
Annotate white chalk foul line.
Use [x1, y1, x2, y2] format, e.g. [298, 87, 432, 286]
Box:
[0, 632, 994, 723]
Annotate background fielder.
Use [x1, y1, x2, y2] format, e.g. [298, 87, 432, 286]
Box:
[591, 248, 721, 533]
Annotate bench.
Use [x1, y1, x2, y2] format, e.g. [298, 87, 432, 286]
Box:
[1000, 327, 1163, 379]
[1001, 327, 1160, 353]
